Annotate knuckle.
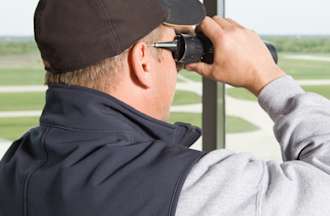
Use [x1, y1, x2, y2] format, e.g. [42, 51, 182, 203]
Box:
[213, 16, 223, 25]
[213, 27, 223, 36]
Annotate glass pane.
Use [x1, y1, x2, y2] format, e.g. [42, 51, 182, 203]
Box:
[0, 0, 42, 157]
[169, 70, 203, 150]
[0, 1, 205, 156]
[226, 0, 330, 161]
[170, 0, 205, 151]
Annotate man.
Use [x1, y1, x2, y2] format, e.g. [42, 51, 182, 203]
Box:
[1, 0, 330, 216]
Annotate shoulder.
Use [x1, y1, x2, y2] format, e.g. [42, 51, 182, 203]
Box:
[175, 149, 265, 216]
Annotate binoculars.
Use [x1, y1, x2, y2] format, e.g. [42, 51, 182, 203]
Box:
[153, 33, 278, 65]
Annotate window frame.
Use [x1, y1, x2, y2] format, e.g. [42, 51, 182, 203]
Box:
[202, 0, 226, 151]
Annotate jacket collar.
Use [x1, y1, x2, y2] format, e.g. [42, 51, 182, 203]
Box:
[40, 84, 201, 148]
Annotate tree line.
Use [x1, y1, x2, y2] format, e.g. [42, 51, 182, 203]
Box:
[263, 35, 330, 53]
[1, 36, 330, 55]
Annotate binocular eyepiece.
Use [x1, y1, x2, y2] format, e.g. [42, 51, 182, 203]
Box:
[153, 33, 278, 65]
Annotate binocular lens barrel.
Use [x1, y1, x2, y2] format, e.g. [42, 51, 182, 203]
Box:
[174, 34, 278, 65]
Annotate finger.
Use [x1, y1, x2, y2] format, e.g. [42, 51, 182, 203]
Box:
[172, 25, 195, 35]
[226, 18, 245, 29]
[213, 16, 233, 29]
[196, 16, 224, 46]
[185, 62, 212, 77]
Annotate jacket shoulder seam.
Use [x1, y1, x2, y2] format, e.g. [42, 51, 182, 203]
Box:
[168, 150, 207, 216]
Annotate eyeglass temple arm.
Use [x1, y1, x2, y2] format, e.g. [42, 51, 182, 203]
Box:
[152, 40, 178, 52]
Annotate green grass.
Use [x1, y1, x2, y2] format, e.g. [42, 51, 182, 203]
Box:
[1, 38, 330, 141]
[279, 57, 330, 80]
[226, 55, 330, 102]
[0, 93, 45, 111]
[227, 115, 259, 133]
[0, 90, 199, 112]
[0, 113, 259, 141]
[0, 53, 328, 87]
[0, 90, 199, 113]
[0, 40, 38, 56]
[169, 112, 259, 133]
[302, 85, 330, 99]
[0, 68, 45, 85]
[262, 35, 330, 53]
[0, 117, 39, 140]
[169, 112, 202, 127]
[227, 85, 330, 102]
[180, 70, 202, 82]
[5, 58, 328, 87]
[2, 36, 330, 56]
[179, 55, 330, 82]
[227, 88, 257, 101]
[173, 90, 201, 105]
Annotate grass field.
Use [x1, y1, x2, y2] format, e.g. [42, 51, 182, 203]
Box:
[0, 68, 44, 85]
[0, 93, 45, 111]
[227, 85, 330, 101]
[0, 40, 38, 55]
[227, 88, 257, 101]
[262, 35, 330, 53]
[0, 90, 198, 111]
[169, 113, 259, 133]
[1, 114, 259, 141]
[180, 56, 330, 82]
[279, 56, 330, 80]
[2, 56, 326, 87]
[1, 37, 330, 142]
[302, 85, 330, 98]
[180, 70, 202, 82]
[0, 117, 39, 140]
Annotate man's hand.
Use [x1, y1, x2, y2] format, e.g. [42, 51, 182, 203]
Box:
[186, 16, 285, 96]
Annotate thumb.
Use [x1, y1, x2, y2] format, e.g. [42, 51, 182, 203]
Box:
[185, 62, 212, 77]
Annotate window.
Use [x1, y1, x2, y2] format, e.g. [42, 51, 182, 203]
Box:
[1, 0, 329, 162]
[226, 0, 330, 161]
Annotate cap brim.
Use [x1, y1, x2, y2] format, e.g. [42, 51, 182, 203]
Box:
[160, 0, 206, 26]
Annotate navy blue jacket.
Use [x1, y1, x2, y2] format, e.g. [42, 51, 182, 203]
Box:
[0, 85, 206, 216]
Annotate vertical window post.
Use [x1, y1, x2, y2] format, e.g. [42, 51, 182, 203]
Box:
[202, 0, 226, 151]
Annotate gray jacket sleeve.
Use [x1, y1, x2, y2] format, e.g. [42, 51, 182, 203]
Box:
[176, 75, 330, 216]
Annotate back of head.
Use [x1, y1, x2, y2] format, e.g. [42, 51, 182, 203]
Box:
[45, 26, 165, 93]
[34, 0, 205, 93]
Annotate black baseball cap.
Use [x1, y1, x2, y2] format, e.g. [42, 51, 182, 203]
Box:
[34, 0, 206, 74]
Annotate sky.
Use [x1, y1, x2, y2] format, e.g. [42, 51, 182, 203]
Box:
[1, 0, 330, 36]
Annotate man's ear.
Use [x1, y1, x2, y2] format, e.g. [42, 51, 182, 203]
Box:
[128, 41, 154, 88]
